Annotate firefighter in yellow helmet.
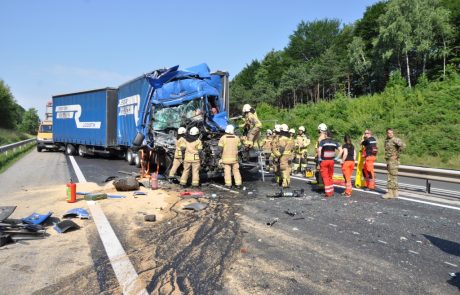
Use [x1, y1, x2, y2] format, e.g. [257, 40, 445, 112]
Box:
[270, 124, 281, 181]
[261, 129, 273, 171]
[218, 125, 242, 188]
[168, 127, 187, 179]
[273, 124, 295, 188]
[180, 127, 203, 187]
[314, 123, 328, 189]
[240, 104, 262, 148]
[292, 126, 311, 175]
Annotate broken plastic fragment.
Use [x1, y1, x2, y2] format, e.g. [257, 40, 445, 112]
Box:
[22, 212, 52, 225]
[62, 208, 90, 219]
[133, 191, 147, 196]
[144, 214, 156, 222]
[0, 206, 17, 222]
[54, 220, 80, 233]
[180, 191, 204, 197]
[182, 202, 208, 212]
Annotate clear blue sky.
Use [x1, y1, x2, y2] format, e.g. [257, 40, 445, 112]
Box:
[0, 0, 377, 119]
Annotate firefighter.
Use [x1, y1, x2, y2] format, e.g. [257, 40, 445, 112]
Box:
[168, 127, 187, 179]
[241, 104, 262, 148]
[179, 127, 202, 187]
[292, 126, 311, 175]
[361, 129, 378, 190]
[262, 129, 273, 171]
[314, 123, 328, 189]
[289, 128, 296, 139]
[271, 124, 281, 182]
[338, 134, 355, 197]
[218, 125, 242, 188]
[273, 124, 295, 188]
[317, 130, 340, 197]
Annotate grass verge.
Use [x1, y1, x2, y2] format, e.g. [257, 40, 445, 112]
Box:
[0, 128, 33, 146]
[0, 142, 35, 174]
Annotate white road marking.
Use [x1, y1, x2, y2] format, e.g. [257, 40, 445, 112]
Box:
[289, 175, 460, 211]
[209, 183, 240, 194]
[68, 155, 148, 295]
[444, 261, 459, 267]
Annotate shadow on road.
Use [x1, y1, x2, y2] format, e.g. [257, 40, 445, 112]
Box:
[423, 234, 460, 257]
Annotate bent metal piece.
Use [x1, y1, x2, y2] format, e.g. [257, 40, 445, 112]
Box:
[54, 220, 80, 234]
[182, 202, 208, 212]
[22, 212, 52, 225]
[62, 208, 90, 219]
[0, 206, 17, 222]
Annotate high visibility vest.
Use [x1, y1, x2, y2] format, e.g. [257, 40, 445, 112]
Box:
[218, 134, 241, 164]
[319, 138, 339, 160]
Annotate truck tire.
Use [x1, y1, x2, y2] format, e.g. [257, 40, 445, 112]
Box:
[126, 150, 135, 165]
[37, 146, 42, 152]
[78, 145, 86, 157]
[135, 154, 141, 168]
[65, 144, 76, 156]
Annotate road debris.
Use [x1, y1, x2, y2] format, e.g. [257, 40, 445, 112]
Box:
[53, 220, 80, 234]
[144, 214, 156, 222]
[284, 209, 297, 216]
[180, 191, 205, 197]
[22, 212, 52, 225]
[113, 177, 140, 191]
[84, 193, 107, 201]
[133, 191, 147, 196]
[0, 207, 49, 246]
[266, 218, 279, 226]
[62, 208, 90, 219]
[183, 202, 208, 212]
[400, 236, 408, 241]
[0, 206, 17, 222]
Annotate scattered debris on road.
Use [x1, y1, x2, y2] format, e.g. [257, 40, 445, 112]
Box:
[113, 176, 140, 191]
[62, 208, 90, 219]
[266, 218, 279, 226]
[144, 214, 156, 222]
[22, 212, 52, 225]
[53, 220, 80, 234]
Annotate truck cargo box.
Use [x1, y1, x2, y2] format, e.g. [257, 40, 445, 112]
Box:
[53, 88, 118, 147]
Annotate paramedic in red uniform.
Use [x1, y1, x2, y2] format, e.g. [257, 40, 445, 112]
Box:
[361, 129, 378, 190]
[317, 131, 340, 197]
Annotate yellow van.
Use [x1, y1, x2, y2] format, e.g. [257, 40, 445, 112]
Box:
[36, 120, 58, 152]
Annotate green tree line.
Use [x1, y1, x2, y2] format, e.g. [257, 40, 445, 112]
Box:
[230, 0, 460, 113]
[0, 79, 40, 135]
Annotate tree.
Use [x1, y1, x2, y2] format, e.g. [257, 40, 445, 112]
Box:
[19, 108, 40, 135]
[0, 80, 19, 129]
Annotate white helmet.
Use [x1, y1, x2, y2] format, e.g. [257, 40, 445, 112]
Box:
[242, 104, 251, 113]
[281, 124, 289, 132]
[225, 124, 235, 134]
[178, 127, 186, 135]
[318, 123, 327, 132]
[266, 129, 273, 135]
[274, 124, 281, 132]
[189, 127, 200, 136]
[289, 128, 295, 134]
[298, 126, 305, 132]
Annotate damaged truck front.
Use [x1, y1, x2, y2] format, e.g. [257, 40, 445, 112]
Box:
[118, 63, 232, 177]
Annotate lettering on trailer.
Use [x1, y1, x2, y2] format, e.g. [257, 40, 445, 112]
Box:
[118, 94, 140, 126]
[55, 105, 101, 129]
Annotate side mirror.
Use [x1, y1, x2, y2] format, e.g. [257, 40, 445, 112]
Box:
[132, 132, 145, 147]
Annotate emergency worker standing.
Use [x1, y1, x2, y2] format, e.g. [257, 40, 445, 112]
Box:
[273, 124, 295, 188]
[270, 125, 281, 178]
[361, 129, 378, 190]
[292, 126, 310, 175]
[218, 125, 242, 188]
[317, 131, 340, 197]
[289, 128, 296, 140]
[241, 104, 262, 148]
[315, 123, 328, 189]
[168, 127, 187, 179]
[382, 128, 406, 199]
[262, 129, 273, 171]
[179, 127, 203, 187]
[338, 134, 355, 197]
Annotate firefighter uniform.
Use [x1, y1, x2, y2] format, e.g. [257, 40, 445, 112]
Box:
[243, 112, 262, 148]
[271, 131, 281, 183]
[218, 132, 242, 187]
[292, 133, 310, 174]
[318, 137, 339, 197]
[273, 130, 295, 188]
[362, 136, 378, 190]
[315, 131, 327, 188]
[262, 133, 273, 171]
[169, 136, 186, 178]
[383, 135, 406, 199]
[341, 143, 355, 196]
[180, 134, 203, 187]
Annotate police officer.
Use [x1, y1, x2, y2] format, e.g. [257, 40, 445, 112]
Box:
[292, 126, 311, 175]
[361, 129, 378, 190]
[315, 123, 328, 189]
[168, 127, 187, 179]
[241, 104, 262, 148]
[218, 125, 242, 188]
[382, 128, 406, 199]
[180, 127, 203, 187]
[273, 124, 295, 188]
[317, 130, 340, 197]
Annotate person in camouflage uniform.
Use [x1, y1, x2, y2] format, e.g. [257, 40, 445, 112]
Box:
[382, 128, 406, 199]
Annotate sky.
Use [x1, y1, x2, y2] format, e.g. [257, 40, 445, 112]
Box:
[0, 0, 378, 119]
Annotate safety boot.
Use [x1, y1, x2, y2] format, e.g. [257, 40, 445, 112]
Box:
[392, 189, 399, 198]
[382, 190, 394, 199]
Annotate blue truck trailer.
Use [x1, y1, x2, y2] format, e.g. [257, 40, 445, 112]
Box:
[52, 63, 248, 176]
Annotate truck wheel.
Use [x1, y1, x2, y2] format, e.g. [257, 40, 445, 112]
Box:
[78, 145, 86, 157]
[65, 144, 76, 156]
[126, 150, 135, 165]
[37, 146, 42, 152]
[135, 154, 141, 168]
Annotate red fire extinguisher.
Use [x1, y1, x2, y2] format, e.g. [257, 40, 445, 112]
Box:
[66, 178, 77, 203]
[150, 172, 159, 190]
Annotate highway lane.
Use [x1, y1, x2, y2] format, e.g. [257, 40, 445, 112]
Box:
[67, 155, 460, 294]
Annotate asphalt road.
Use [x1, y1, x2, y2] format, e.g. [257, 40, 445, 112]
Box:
[65, 154, 460, 294]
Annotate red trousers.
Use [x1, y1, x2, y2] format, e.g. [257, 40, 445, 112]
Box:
[320, 160, 335, 196]
[341, 160, 354, 195]
[363, 155, 376, 189]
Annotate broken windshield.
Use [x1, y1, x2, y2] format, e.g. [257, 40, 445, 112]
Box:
[152, 98, 204, 130]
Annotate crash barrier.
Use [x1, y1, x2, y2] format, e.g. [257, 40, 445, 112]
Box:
[0, 138, 36, 155]
[306, 156, 460, 194]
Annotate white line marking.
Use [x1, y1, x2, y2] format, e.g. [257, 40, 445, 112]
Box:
[68, 155, 147, 295]
[397, 197, 460, 211]
[444, 261, 459, 267]
[209, 183, 239, 194]
[69, 155, 87, 183]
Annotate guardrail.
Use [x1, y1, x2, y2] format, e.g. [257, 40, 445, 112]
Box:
[306, 156, 460, 193]
[0, 138, 36, 155]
